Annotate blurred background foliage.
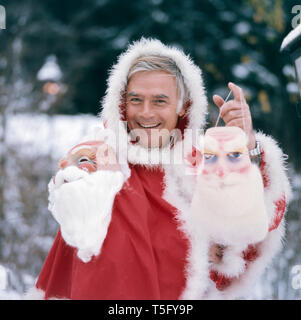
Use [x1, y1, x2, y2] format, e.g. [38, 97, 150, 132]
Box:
[0, 0, 301, 298]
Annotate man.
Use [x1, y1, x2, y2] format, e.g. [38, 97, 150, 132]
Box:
[26, 38, 291, 299]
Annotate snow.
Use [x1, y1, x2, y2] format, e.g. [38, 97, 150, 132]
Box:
[219, 11, 236, 23]
[232, 64, 249, 79]
[281, 24, 301, 52]
[222, 38, 241, 51]
[232, 61, 279, 87]
[37, 55, 63, 82]
[283, 64, 296, 78]
[286, 82, 299, 94]
[6, 113, 100, 160]
[233, 21, 251, 36]
[151, 10, 169, 24]
[0, 265, 7, 291]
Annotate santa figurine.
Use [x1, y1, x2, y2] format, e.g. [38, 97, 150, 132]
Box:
[48, 140, 123, 263]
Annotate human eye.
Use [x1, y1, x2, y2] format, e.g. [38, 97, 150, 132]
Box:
[227, 152, 242, 161]
[130, 97, 142, 103]
[153, 98, 167, 105]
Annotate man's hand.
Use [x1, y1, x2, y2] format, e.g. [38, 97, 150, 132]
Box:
[96, 143, 121, 172]
[209, 243, 225, 264]
[213, 82, 256, 150]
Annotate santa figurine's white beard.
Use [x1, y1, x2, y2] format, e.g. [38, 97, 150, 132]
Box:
[191, 164, 269, 247]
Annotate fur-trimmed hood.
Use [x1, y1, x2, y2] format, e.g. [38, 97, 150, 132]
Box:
[98, 37, 208, 166]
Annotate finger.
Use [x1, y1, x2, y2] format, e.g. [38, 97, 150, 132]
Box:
[228, 82, 246, 103]
[220, 100, 242, 118]
[96, 144, 109, 166]
[225, 117, 245, 129]
[91, 141, 104, 153]
[222, 109, 244, 124]
[96, 144, 118, 168]
[220, 99, 251, 118]
[213, 94, 225, 108]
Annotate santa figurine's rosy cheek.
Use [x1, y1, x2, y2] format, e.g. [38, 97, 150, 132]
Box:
[77, 161, 97, 172]
[59, 159, 69, 169]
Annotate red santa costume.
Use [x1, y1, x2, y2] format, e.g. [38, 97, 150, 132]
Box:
[25, 38, 292, 300]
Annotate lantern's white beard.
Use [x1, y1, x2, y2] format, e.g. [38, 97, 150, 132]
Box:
[192, 164, 269, 247]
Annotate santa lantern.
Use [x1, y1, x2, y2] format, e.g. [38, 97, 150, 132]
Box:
[191, 126, 269, 276]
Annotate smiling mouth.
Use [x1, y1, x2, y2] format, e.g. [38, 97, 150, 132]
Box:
[137, 122, 161, 129]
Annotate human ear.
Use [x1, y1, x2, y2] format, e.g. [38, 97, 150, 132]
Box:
[178, 108, 185, 117]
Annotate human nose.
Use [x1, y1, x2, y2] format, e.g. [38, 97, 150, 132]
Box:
[140, 100, 155, 117]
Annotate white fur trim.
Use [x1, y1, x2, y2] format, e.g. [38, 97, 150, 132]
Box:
[212, 246, 246, 278]
[255, 131, 292, 221]
[49, 167, 125, 263]
[162, 146, 210, 300]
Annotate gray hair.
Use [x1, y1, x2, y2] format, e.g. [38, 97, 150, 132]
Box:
[127, 55, 188, 113]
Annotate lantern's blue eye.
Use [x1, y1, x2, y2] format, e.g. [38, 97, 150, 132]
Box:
[227, 152, 242, 162]
[204, 153, 217, 163]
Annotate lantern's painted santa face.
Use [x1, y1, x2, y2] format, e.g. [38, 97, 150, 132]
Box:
[125, 70, 185, 148]
[193, 126, 268, 247]
[200, 126, 251, 188]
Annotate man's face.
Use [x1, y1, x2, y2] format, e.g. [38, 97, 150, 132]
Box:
[125, 70, 185, 148]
